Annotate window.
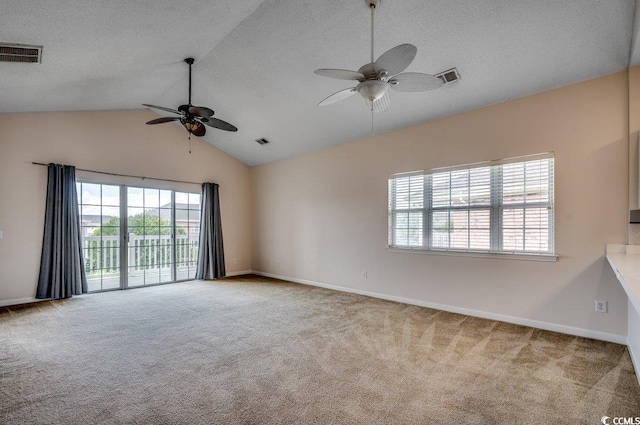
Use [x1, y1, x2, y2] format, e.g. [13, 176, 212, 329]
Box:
[388, 153, 554, 257]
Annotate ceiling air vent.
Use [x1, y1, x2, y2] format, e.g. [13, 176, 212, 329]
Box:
[435, 68, 460, 84]
[0, 43, 43, 63]
[255, 138, 270, 145]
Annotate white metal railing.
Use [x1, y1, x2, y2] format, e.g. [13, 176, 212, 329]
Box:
[82, 234, 198, 275]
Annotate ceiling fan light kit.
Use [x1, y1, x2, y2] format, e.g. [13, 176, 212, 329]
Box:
[314, 0, 444, 114]
[143, 57, 238, 152]
[356, 79, 388, 102]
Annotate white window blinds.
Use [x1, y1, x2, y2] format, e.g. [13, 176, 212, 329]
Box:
[388, 154, 554, 255]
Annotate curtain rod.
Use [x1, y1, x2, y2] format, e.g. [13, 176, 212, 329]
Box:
[32, 162, 201, 185]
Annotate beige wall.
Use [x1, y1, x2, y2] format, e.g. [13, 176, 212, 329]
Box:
[0, 110, 252, 302]
[252, 72, 630, 339]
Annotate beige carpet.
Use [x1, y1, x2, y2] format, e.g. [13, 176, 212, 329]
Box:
[1, 275, 639, 424]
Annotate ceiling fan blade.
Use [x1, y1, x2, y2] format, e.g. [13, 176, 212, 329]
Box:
[318, 87, 357, 106]
[201, 117, 238, 132]
[374, 44, 417, 76]
[146, 116, 181, 125]
[389, 72, 443, 92]
[192, 122, 206, 137]
[142, 104, 181, 115]
[365, 91, 391, 114]
[189, 106, 214, 117]
[314, 69, 365, 81]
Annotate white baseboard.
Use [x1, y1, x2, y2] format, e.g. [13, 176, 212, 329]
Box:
[0, 297, 46, 307]
[253, 271, 627, 345]
[225, 270, 253, 277]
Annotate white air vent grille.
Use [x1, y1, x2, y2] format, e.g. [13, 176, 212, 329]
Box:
[0, 44, 42, 63]
[255, 138, 270, 145]
[435, 68, 460, 84]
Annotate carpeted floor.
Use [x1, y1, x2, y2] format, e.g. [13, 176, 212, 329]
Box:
[1, 275, 639, 424]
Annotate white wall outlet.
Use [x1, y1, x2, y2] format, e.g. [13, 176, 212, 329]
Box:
[595, 300, 608, 313]
[362, 271, 367, 279]
[233, 258, 238, 264]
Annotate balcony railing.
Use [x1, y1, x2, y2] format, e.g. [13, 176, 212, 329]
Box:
[82, 234, 198, 275]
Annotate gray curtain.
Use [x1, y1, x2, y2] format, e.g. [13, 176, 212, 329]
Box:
[36, 164, 87, 299]
[195, 182, 225, 280]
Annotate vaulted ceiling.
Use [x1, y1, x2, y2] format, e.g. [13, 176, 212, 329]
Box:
[1, 0, 637, 166]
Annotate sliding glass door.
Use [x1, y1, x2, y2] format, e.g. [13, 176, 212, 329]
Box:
[77, 182, 200, 292]
[175, 192, 201, 280]
[78, 183, 122, 292]
[126, 187, 175, 287]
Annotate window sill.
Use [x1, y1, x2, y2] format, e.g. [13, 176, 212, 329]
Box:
[387, 247, 558, 262]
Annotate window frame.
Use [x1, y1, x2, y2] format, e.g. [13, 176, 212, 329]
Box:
[388, 153, 557, 261]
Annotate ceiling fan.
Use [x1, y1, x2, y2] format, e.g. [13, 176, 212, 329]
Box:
[314, 0, 444, 114]
[143, 58, 238, 139]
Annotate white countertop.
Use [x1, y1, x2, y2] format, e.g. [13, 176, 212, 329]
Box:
[606, 244, 640, 314]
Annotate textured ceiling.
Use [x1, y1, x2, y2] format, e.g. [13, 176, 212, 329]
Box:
[0, 0, 636, 166]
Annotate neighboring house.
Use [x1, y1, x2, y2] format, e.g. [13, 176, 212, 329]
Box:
[80, 214, 114, 238]
[158, 203, 200, 237]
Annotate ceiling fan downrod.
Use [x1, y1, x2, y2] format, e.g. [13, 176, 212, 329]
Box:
[356, 0, 387, 103]
[367, 0, 379, 135]
[369, 0, 376, 63]
[185, 57, 194, 106]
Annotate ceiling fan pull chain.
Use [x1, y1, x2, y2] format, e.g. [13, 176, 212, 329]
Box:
[189, 134, 192, 154]
[371, 105, 374, 135]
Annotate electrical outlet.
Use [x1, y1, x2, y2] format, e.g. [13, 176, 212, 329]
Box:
[233, 258, 238, 264]
[595, 300, 608, 313]
[0, 230, 3, 240]
[362, 271, 367, 279]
